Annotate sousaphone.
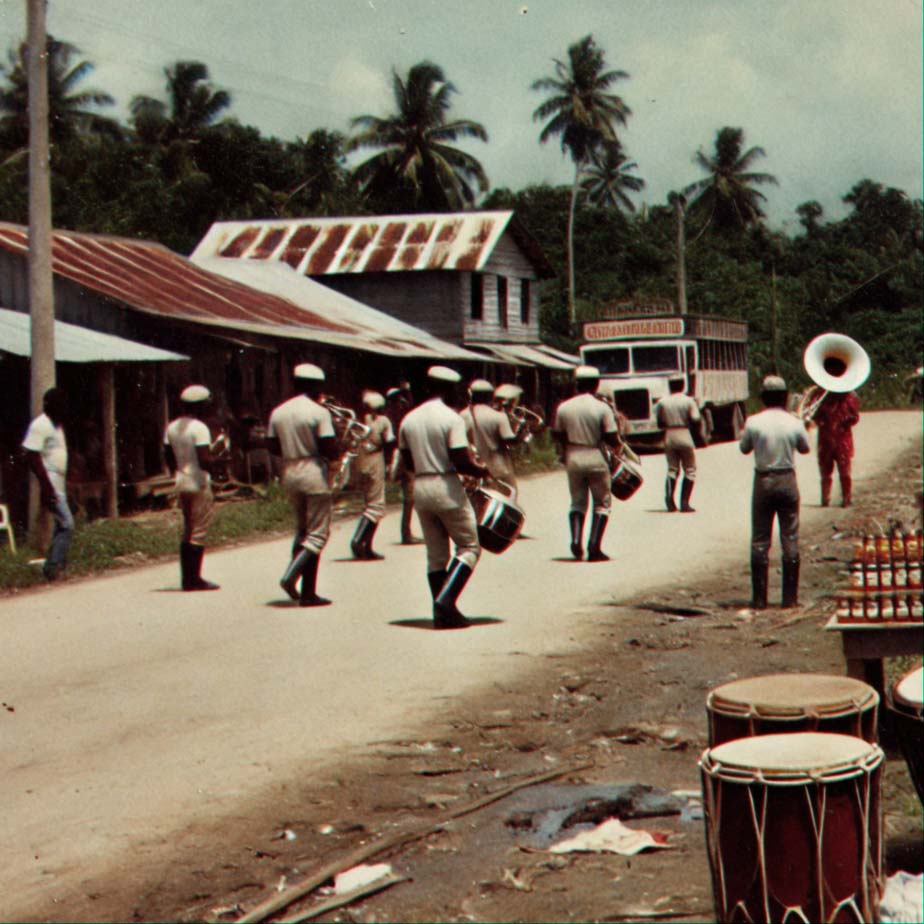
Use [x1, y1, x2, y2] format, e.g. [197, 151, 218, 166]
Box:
[798, 333, 870, 420]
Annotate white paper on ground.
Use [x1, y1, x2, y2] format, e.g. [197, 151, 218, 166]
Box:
[548, 818, 672, 855]
[880, 871, 924, 924]
[333, 863, 394, 895]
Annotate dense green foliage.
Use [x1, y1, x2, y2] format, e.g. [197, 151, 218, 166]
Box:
[0, 37, 919, 402]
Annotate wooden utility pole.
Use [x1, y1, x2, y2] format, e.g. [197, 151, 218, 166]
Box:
[27, 0, 56, 533]
[671, 192, 688, 315]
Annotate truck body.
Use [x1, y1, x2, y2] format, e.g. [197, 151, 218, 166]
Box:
[579, 314, 749, 445]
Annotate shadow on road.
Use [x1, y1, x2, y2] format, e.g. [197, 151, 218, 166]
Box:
[389, 616, 504, 630]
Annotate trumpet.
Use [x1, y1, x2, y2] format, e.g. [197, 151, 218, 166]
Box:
[321, 397, 371, 492]
[796, 333, 871, 422]
[508, 404, 545, 444]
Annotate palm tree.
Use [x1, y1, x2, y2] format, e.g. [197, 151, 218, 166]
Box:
[346, 60, 489, 212]
[580, 141, 644, 212]
[683, 126, 777, 232]
[0, 36, 117, 148]
[532, 34, 631, 324]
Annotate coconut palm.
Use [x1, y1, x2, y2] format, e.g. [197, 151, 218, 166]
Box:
[683, 126, 777, 232]
[0, 36, 117, 148]
[531, 34, 632, 323]
[347, 60, 489, 211]
[581, 141, 644, 212]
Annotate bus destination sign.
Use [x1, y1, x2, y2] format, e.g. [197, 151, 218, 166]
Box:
[598, 298, 674, 318]
[583, 318, 685, 341]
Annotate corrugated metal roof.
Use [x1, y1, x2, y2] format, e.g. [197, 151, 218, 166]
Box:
[0, 223, 487, 362]
[467, 342, 577, 371]
[0, 307, 187, 363]
[191, 211, 555, 278]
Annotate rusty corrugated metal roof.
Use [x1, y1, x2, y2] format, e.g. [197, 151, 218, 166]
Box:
[0, 224, 491, 361]
[191, 211, 555, 278]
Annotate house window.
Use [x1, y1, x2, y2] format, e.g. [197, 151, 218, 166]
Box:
[497, 276, 508, 328]
[520, 279, 530, 325]
[470, 273, 483, 320]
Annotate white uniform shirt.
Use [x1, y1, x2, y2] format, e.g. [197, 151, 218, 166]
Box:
[164, 417, 211, 493]
[553, 393, 618, 446]
[399, 398, 468, 475]
[267, 395, 335, 459]
[360, 413, 395, 456]
[460, 404, 515, 457]
[22, 413, 68, 493]
[739, 408, 810, 472]
[655, 393, 701, 429]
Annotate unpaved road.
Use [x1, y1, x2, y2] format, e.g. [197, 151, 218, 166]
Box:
[0, 410, 920, 921]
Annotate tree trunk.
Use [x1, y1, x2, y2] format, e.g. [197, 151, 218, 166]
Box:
[566, 161, 583, 330]
[674, 195, 688, 315]
[27, 0, 55, 539]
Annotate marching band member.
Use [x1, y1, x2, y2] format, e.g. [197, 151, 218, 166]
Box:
[552, 365, 621, 562]
[350, 390, 396, 560]
[163, 385, 219, 591]
[386, 385, 422, 545]
[267, 364, 339, 607]
[461, 379, 517, 491]
[739, 375, 811, 609]
[398, 366, 489, 630]
[493, 382, 523, 413]
[806, 373, 860, 507]
[654, 376, 702, 512]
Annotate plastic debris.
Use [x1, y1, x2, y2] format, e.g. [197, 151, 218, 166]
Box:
[271, 828, 297, 841]
[334, 863, 393, 895]
[549, 818, 672, 855]
[880, 871, 924, 923]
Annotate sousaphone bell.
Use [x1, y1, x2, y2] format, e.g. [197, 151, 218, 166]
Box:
[798, 333, 870, 421]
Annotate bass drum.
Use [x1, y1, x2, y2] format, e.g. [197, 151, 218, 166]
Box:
[610, 457, 643, 501]
[470, 487, 525, 555]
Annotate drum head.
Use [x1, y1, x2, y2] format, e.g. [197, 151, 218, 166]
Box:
[893, 666, 924, 711]
[708, 673, 878, 718]
[704, 732, 881, 780]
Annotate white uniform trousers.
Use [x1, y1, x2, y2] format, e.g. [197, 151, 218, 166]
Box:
[565, 446, 612, 517]
[354, 451, 386, 523]
[413, 474, 481, 572]
[283, 458, 332, 555]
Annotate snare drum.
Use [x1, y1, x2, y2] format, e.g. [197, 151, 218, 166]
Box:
[469, 487, 525, 555]
[888, 666, 923, 806]
[707, 673, 879, 747]
[701, 732, 884, 924]
[610, 457, 643, 501]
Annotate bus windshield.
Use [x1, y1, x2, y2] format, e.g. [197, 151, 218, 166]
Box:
[632, 345, 679, 373]
[585, 347, 629, 375]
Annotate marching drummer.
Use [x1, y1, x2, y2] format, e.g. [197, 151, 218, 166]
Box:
[350, 390, 396, 560]
[385, 385, 422, 545]
[552, 365, 621, 562]
[654, 375, 702, 513]
[398, 366, 489, 630]
[267, 363, 340, 607]
[461, 379, 518, 493]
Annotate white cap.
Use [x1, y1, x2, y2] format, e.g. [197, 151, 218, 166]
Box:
[574, 365, 601, 381]
[494, 383, 523, 400]
[180, 384, 211, 403]
[427, 365, 461, 383]
[761, 374, 787, 392]
[294, 363, 325, 381]
[362, 390, 385, 409]
[469, 378, 494, 394]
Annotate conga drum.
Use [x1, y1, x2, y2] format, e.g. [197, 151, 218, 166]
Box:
[706, 674, 879, 747]
[469, 486, 525, 554]
[888, 666, 923, 805]
[701, 732, 884, 923]
[609, 457, 643, 501]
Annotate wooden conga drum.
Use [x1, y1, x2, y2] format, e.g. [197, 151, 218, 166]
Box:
[700, 732, 884, 923]
[888, 666, 923, 806]
[706, 673, 879, 747]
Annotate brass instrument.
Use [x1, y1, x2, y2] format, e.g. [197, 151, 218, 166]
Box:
[508, 404, 545, 444]
[321, 397, 371, 492]
[796, 333, 870, 421]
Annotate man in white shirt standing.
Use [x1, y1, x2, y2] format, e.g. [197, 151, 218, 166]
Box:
[267, 364, 340, 607]
[22, 387, 73, 581]
[399, 366, 489, 629]
[460, 379, 518, 491]
[654, 376, 702, 512]
[739, 375, 811, 609]
[552, 366, 621, 562]
[350, 390, 396, 561]
[164, 384, 219, 592]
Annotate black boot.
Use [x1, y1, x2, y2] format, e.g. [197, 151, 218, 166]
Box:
[782, 557, 801, 608]
[433, 558, 472, 629]
[679, 478, 696, 512]
[180, 541, 194, 591]
[586, 514, 610, 562]
[750, 556, 769, 610]
[350, 517, 372, 560]
[665, 476, 678, 512]
[427, 569, 447, 600]
[188, 544, 219, 591]
[292, 531, 307, 560]
[299, 552, 331, 607]
[363, 519, 383, 560]
[280, 547, 310, 600]
[569, 511, 585, 560]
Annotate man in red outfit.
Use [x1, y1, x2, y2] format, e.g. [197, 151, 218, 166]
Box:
[807, 374, 860, 507]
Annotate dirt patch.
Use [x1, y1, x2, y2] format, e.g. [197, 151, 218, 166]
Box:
[25, 447, 924, 923]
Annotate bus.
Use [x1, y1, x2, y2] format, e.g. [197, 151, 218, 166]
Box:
[580, 314, 749, 446]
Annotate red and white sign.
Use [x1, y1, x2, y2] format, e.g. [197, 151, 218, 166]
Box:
[583, 318, 684, 341]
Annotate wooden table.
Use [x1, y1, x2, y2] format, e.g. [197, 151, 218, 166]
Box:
[825, 616, 924, 696]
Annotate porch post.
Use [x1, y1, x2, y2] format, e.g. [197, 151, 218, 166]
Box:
[99, 364, 118, 518]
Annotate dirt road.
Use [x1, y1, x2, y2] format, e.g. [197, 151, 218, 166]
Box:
[0, 410, 919, 921]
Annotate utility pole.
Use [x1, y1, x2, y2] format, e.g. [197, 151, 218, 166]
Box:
[670, 192, 688, 314]
[27, 0, 56, 534]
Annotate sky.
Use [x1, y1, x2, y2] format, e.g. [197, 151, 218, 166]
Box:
[0, 0, 921, 231]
